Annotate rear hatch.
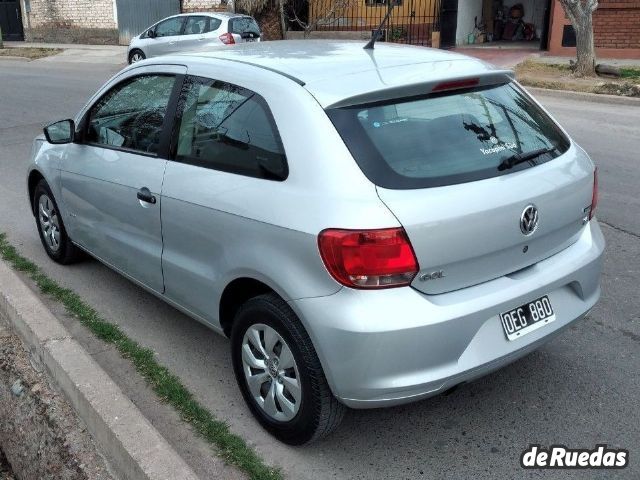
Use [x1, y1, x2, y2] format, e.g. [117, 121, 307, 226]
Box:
[327, 81, 595, 294]
[229, 16, 261, 43]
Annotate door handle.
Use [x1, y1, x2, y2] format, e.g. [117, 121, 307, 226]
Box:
[137, 187, 156, 204]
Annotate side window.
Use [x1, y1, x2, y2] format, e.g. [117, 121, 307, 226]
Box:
[207, 18, 222, 32]
[184, 16, 208, 35]
[86, 75, 176, 155]
[175, 76, 287, 180]
[155, 17, 185, 37]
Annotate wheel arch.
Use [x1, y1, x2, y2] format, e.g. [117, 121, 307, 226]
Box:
[28, 169, 46, 216]
[219, 277, 281, 337]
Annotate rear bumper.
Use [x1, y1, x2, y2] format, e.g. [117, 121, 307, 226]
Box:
[289, 220, 605, 408]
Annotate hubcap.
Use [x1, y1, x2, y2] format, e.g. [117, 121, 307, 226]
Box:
[38, 195, 61, 252]
[241, 324, 301, 422]
[131, 53, 143, 63]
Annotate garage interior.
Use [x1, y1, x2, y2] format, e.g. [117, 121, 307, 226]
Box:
[455, 0, 553, 50]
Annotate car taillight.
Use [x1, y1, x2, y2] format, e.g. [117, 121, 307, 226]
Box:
[219, 33, 235, 45]
[589, 167, 599, 220]
[318, 228, 419, 289]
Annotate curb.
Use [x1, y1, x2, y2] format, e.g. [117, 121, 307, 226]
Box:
[525, 86, 640, 106]
[0, 259, 199, 480]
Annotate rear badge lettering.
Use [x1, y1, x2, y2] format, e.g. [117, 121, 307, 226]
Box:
[419, 270, 445, 282]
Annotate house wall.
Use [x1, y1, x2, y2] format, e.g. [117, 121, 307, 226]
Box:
[548, 0, 640, 58]
[456, 0, 483, 45]
[182, 0, 227, 13]
[21, 0, 119, 43]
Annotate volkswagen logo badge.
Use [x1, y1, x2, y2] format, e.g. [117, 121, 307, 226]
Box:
[520, 205, 539, 235]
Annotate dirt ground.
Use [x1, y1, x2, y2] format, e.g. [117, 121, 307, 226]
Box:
[515, 60, 640, 97]
[0, 47, 62, 59]
[0, 448, 14, 480]
[0, 324, 114, 480]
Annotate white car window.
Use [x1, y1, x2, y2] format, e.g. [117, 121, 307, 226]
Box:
[184, 16, 208, 35]
[155, 17, 185, 37]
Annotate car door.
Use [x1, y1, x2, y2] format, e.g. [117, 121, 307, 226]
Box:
[60, 65, 186, 293]
[179, 16, 211, 51]
[147, 16, 186, 57]
[160, 75, 288, 323]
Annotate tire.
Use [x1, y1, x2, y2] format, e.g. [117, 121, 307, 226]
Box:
[128, 49, 146, 64]
[33, 180, 83, 265]
[231, 293, 345, 445]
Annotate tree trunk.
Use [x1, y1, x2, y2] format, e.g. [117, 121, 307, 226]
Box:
[559, 0, 598, 77]
[278, 0, 287, 39]
[573, 13, 596, 76]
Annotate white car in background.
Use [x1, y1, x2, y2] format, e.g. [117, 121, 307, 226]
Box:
[127, 12, 261, 64]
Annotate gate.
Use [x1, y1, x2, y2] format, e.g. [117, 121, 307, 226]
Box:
[439, 0, 457, 48]
[0, 0, 24, 41]
[293, 0, 441, 47]
[115, 0, 180, 45]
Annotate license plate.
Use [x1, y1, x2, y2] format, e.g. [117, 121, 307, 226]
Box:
[500, 295, 555, 341]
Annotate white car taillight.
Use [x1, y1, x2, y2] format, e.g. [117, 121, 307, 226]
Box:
[219, 33, 235, 45]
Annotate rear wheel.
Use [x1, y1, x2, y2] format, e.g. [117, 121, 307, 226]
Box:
[128, 49, 145, 64]
[231, 293, 345, 444]
[33, 180, 82, 264]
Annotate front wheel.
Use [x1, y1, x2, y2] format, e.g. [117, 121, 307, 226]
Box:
[231, 293, 345, 444]
[128, 49, 146, 64]
[33, 180, 82, 264]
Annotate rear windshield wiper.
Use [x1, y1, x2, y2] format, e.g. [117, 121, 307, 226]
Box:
[498, 147, 556, 171]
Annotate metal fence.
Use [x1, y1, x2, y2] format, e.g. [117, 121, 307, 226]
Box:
[287, 0, 442, 46]
[115, 0, 181, 45]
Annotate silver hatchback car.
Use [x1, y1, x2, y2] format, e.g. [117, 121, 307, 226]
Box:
[29, 41, 604, 444]
[127, 12, 260, 64]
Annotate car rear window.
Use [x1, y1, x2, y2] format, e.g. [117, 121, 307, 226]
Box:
[326, 82, 570, 189]
[229, 17, 260, 36]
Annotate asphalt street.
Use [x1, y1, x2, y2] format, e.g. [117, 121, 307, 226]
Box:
[0, 57, 638, 479]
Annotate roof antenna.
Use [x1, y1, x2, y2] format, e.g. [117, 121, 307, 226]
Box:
[363, 0, 398, 49]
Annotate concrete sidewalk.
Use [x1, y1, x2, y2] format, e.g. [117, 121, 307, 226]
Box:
[0, 260, 199, 480]
[3, 41, 127, 65]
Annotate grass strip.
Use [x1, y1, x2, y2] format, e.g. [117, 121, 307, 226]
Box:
[620, 68, 640, 80]
[0, 232, 282, 480]
[0, 47, 63, 59]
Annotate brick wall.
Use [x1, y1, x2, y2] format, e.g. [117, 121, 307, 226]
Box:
[25, 0, 116, 29]
[181, 0, 229, 12]
[548, 0, 640, 58]
[593, 1, 640, 49]
[22, 0, 118, 44]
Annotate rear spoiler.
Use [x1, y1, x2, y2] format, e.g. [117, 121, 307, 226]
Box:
[324, 70, 515, 109]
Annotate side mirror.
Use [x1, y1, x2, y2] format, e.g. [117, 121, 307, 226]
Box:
[43, 119, 75, 144]
[147, 29, 157, 38]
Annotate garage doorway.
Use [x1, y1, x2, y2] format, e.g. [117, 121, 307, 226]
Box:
[440, 0, 459, 49]
[0, 0, 24, 41]
[455, 0, 553, 50]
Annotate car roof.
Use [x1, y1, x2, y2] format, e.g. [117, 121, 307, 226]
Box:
[171, 40, 513, 108]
